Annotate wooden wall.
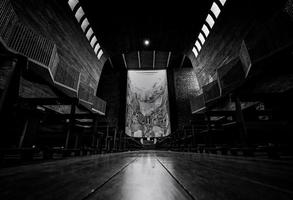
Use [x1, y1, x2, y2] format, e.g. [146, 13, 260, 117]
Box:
[11, 0, 105, 92]
[96, 62, 127, 129]
[188, 0, 292, 89]
[173, 68, 201, 128]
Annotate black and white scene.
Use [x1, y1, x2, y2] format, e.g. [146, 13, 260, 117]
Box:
[1, 0, 293, 199]
[126, 70, 171, 138]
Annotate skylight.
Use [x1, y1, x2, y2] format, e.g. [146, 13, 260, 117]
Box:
[67, 0, 103, 61]
[90, 36, 97, 48]
[202, 24, 210, 38]
[211, 2, 221, 18]
[198, 33, 205, 45]
[192, 47, 198, 58]
[86, 28, 93, 40]
[68, 0, 79, 11]
[219, 0, 227, 6]
[94, 43, 100, 54]
[97, 50, 103, 59]
[81, 18, 89, 32]
[206, 14, 215, 29]
[195, 40, 201, 52]
[74, 7, 84, 23]
[191, 0, 228, 56]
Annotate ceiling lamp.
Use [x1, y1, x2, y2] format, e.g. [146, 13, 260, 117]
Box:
[144, 39, 150, 46]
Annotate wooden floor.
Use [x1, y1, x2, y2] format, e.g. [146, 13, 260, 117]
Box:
[0, 151, 293, 200]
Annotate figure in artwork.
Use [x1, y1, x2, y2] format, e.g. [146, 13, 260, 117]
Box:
[125, 70, 171, 138]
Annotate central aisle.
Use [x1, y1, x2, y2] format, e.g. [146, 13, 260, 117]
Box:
[87, 153, 192, 200]
[1, 151, 293, 200]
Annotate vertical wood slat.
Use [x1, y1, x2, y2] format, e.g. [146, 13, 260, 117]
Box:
[1, 1, 108, 113]
[1, 0, 58, 69]
[0, 0, 16, 42]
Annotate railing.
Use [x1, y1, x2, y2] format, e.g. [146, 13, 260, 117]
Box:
[191, 41, 251, 113]
[217, 58, 245, 94]
[78, 82, 94, 103]
[1, 0, 106, 115]
[1, 0, 58, 71]
[203, 80, 221, 103]
[0, 0, 17, 43]
[92, 96, 106, 115]
[190, 94, 205, 114]
[54, 63, 80, 92]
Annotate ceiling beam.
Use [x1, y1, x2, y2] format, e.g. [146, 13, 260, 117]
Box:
[122, 53, 127, 69]
[166, 51, 171, 68]
[137, 51, 141, 69]
[153, 50, 156, 69]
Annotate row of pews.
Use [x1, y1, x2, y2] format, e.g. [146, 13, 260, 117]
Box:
[0, 0, 111, 167]
[157, 41, 293, 159]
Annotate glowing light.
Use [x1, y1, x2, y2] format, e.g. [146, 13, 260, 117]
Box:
[206, 14, 215, 29]
[198, 32, 205, 45]
[219, 0, 227, 6]
[211, 2, 221, 18]
[144, 39, 150, 46]
[86, 27, 93, 40]
[195, 40, 201, 52]
[192, 47, 198, 57]
[126, 70, 171, 138]
[94, 43, 100, 54]
[68, 0, 79, 11]
[74, 6, 84, 23]
[81, 18, 89, 32]
[90, 36, 97, 48]
[97, 49, 103, 59]
[202, 24, 210, 38]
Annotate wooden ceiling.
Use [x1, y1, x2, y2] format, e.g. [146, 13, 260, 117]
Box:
[120, 51, 175, 70]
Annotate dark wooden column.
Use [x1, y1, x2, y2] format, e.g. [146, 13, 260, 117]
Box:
[113, 127, 117, 151]
[0, 55, 26, 147]
[92, 117, 98, 150]
[119, 130, 122, 151]
[74, 133, 79, 149]
[65, 102, 76, 149]
[205, 111, 211, 147]
[0, 55, 23, 115]
[18, 119, 29, 148]
[191, 125, 195, 150]
[123, 133, 126, 150]
[235, 97, 247, 146]
[105, 125, 109, 152]
[18, 116, 40, 148]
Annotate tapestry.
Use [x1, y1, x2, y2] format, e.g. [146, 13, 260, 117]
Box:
[125, 70, 171, 138]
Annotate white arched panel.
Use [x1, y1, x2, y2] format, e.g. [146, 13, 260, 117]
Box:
[75, 6, 84, 23]
[68, 0, 79, 11]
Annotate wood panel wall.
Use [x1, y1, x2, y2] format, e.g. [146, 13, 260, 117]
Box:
[188, 0, 292, 90]
[11, 0, 105, 92]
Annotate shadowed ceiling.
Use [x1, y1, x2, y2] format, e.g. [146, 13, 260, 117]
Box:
[79, 0, 214, 55]
[77, 0, 289, 72]
[78, 0, 214, 69]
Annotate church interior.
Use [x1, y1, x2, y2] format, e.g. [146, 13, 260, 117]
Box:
[1, 0, 293, 199]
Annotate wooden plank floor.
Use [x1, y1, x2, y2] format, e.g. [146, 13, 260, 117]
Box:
[0, 151, 293, 200]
